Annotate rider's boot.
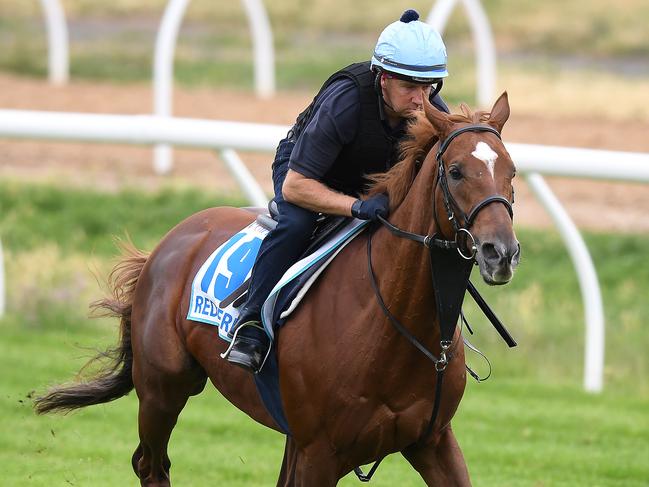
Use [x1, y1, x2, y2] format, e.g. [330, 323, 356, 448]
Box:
[223, 306, 270, 373]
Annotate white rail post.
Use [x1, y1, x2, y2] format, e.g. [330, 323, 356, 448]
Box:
[241, 0, 275, 98]
[153, 0, 190, 175]
[219, 149, 268, 206]
[153, 0, 277, 173]
[0, 238, 5, 316]
[39, 0, 69, 85]
[427, 0, 496, 107]
[525, 173, 605, 393]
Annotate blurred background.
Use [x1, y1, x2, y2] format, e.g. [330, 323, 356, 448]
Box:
[1, 1, 648, 485]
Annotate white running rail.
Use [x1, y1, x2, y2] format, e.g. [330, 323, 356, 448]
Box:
[153, 0, 276, 174]
[153, 0, 191, 175]
[219, 149, 269, 207]
[2, 109, 648, 393]
[0, 239, 4, 316]
[38, 0, 69, 85]
[427, 0, 496, 107]
[241, 0, 276, 99]
[525, 173, 605, 392]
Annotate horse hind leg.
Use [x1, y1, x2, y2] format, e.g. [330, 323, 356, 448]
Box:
[131, 307, 207, 487]
[133, 368, 206, 487]
[135, 392, 179, 486]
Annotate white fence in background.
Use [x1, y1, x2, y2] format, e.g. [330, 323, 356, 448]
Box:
[32, 0, 489, 170]
[153, 0, 275, 174]
[0, 240, 4, 316]
[2, 109, 649, 392]
[38, 0, 69, 84]
[33, 0, 276, 96]
[34, 0, 276, 173]
[427, 0, 496, 107]
[525, 174, 604, 393]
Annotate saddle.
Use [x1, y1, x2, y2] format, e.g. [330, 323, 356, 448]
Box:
[218, 200, 349, 310]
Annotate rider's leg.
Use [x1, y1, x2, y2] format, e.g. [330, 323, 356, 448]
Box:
[228, 135, 294, 331]
[225, 137, 318, 372]
[226, 199, 318, 371]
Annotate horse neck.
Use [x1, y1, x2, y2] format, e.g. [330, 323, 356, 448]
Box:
[371, 157, 440, 340]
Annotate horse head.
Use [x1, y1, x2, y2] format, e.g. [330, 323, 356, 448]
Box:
[372, 92, 520, 285]
[422, 92, 520, 285]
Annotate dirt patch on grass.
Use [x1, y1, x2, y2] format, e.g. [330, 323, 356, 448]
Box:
[1, 73, 648, 233]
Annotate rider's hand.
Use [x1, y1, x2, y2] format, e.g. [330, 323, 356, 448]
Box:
[351, 194, 390, 221]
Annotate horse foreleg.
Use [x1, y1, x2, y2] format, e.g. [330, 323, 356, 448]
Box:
[276, 436, 298, 487]
[401, 425, 472, 486]
[291, 442, 341, 487]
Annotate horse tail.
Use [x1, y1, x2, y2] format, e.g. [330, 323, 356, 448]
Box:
[34, 240, 148, 415]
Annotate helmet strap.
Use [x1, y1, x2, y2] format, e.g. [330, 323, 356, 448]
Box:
[374, 70, 396, 121]
[429, 79, 444, 102]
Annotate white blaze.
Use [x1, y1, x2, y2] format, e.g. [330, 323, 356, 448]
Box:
[472, 141, 498, 177]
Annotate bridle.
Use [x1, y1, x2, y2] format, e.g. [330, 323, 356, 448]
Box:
[355, 124, 515, 482]
[371, 122, 515, 370]
[435, 124, 513, 257]
[378, 123, 514, 260]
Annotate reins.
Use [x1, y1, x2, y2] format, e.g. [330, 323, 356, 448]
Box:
[354, 124, 513, 482]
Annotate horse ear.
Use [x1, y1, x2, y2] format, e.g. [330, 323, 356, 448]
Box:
[488, 91, 510, 133]
[424, 98, 453, 137]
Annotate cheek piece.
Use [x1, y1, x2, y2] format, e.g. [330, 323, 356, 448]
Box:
[374, 72, 397, 115]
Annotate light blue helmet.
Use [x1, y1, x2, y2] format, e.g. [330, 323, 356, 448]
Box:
[371, 9, 448, 83]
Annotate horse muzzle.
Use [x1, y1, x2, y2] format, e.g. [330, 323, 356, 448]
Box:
[475, 238, 521, 285]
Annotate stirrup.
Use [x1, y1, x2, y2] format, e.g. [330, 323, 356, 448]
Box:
[221, 321, 272, 373]
[220, 320, 264, 359]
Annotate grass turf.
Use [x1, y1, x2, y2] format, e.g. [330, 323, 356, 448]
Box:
[1, 182, 648, 484]
[1, 317, 647, 486]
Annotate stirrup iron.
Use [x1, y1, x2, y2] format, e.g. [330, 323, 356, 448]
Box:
[220, 321, 264, 359]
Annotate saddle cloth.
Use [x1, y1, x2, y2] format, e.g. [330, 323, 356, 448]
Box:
[187, 214, 370, 433]
[187, 216, 369, 341]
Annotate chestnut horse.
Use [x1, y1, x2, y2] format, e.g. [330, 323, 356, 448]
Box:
[35, 92, 519, 486]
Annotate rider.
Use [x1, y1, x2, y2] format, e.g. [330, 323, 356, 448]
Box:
[225, 9, 450, 372]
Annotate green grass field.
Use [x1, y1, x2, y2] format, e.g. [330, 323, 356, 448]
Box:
[2, 320, 648, 486]
[1, 182, 648, 485]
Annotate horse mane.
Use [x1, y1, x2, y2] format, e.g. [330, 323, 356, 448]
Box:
[367, 103, 491, 210]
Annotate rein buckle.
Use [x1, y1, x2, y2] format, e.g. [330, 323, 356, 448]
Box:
[435, 340, 452, 372]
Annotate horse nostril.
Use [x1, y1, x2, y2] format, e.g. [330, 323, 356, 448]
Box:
[481, 242, 500, 263]
[511, 242, 521, 262]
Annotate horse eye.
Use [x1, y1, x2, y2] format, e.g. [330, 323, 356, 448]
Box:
[449, 166, 463, 180]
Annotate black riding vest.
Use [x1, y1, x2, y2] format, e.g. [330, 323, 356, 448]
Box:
[291, 61, 402, 196]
